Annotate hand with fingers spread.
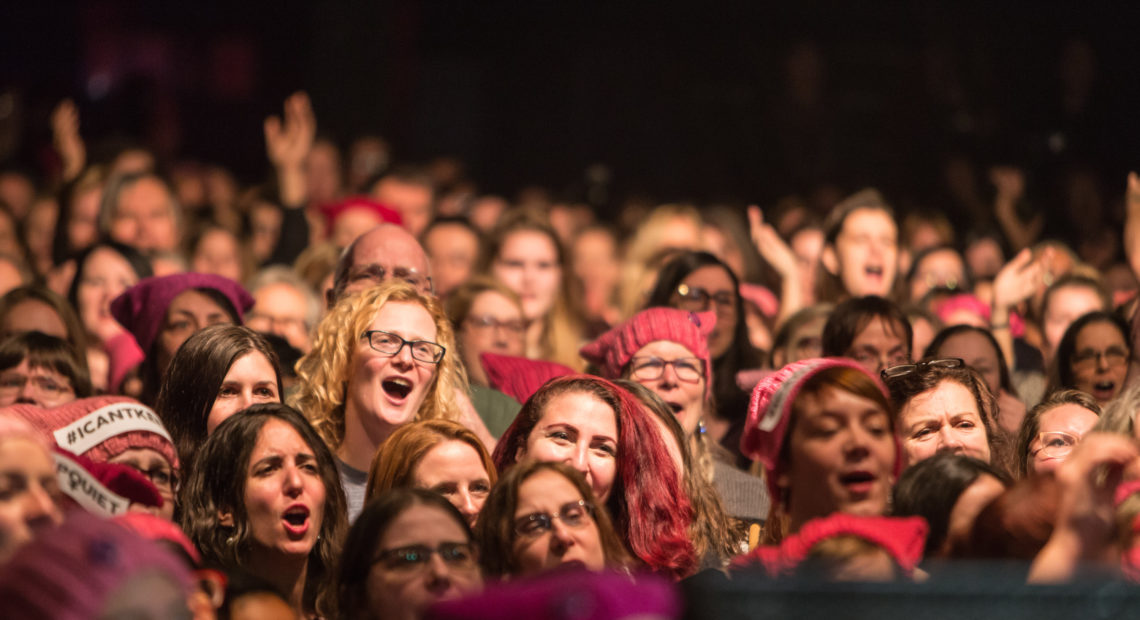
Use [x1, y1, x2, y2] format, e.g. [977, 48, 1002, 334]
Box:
[51, 99, 86, 182]
[992, 248, 1051, 315]
[264, 92, 316, 207]
[748, 205, 805, 322]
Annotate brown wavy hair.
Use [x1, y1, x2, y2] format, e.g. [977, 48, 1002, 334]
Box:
[365, 419, 497, 502]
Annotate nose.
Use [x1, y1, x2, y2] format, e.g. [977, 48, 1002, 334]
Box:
[659, 363, 680, 388]
[549, 519, 575, 551]
[1096, 352, 1110, 372]
[15, 382, 37, 405]
[23, 483, 60, 528]
[566, 444, 590, 480]
[237, 392, 254, 411]
[457, 489, 478, 522]
[937, 427, 965, 453]
[392, 342, 415, 366]
[283, 465, 304, 495]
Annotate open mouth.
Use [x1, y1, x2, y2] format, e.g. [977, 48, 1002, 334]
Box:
[666, 402, 684, 415]
[282, 505, 310, 535]
[382, 377, 413, 400]
[838, 471, 876, 494]
[1094, 381, 1116, 396]
[865, 266, 884, 278]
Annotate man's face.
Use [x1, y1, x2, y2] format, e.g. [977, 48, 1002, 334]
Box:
[373, 178, 434, 239]
[333, 225, 433, 307]
[828, 208, 898, 298]
[423, 223, 479, 297]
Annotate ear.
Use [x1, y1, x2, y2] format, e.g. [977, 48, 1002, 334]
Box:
[218, 509, 234, 528]
[821, 245, 839, 276]
[514, 444, 525, 464]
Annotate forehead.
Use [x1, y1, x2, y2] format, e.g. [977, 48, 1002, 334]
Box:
[516, 469, 583, 512]
[636, 340, 697, 359]
[1038, 403, 1099, 433]
[469, 291, 522, 317]
[681, 264, 734, 290]
[916, 249, 964, 272]
[796, 384, 887, 421]
[251, 418, 310, 457]
[499, 230, 558, 260]
[424, 223, 478, 249]
[840, 208, 896, 237]
[1046, 285, 1102, 317]
[538, 391, 617, 433]
[256, 282, 305, 306]
[369, 301, 436, 337]
[938, 331, 996, 360]
[1075, 320, 1125, 346]
[119, 178, 171, 209]
[903, 380, 977, 418]
[351, 226, 429, 274]
[380, 503, 469, 549]
[168, 289, 226, 315]
[852, 316, 906, 348]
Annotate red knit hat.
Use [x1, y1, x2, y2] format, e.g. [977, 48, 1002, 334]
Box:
[5, 395, 179, 470]
[732, 514, 928, 578]
[741, 357, 900, 503]
[320, 195, 403, 229]
[110, 272, 254, 354]
[53, 447, 164, 515]
[480, 352, 574, 404]
[579, 308, 716, 399]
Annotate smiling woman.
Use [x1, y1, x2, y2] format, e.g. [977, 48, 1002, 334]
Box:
[293, 280, 467, 521]
[180, 403, 347, 619]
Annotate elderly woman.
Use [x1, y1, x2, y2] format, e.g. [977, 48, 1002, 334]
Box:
[882, 358, 1008, 472]
[180, 403, 347, 618]
[293, 280, 467, 521]
[1014, 389, 1101, 479]
[493, 374, 696, 579]
[741, 358, 902, 544]
[366, 419, 497, 528]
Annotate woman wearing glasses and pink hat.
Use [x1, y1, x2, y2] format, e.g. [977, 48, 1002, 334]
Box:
[742, 358, 903, 544]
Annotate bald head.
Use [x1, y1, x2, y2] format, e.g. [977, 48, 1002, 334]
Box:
[328, 223, 433, 308]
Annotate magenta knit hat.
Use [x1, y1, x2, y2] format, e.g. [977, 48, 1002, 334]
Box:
[579, 308, 716, 399]
[110, 272, 254, 354]
[0, 511, 193, 619]
[53, 448, 164, 516]
[741, 357, 899, 503]
[5, 395, 179, 470]
[480, 352, 575, 404]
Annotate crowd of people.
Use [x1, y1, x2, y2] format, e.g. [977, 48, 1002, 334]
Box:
[0, 87, 1139, 619]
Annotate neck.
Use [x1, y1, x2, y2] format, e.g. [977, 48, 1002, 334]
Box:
[339, 400, 395, 471]
[247, 547, 311, 616]
[525, 317, 545, 358]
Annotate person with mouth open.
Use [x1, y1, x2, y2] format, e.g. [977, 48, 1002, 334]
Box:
[741, 358, 903, 545]
[1047, 310, 1132, 408]
[816, 188, 900, 304]
[294, 280, 468, 522]
[180, 403, 348, 619]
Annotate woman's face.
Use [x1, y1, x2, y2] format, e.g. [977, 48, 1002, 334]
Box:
[157, 290, 232, 375]
[77, 247, 140, 337]
[2, 299, 67, 341]
[191, 229, 243, 283]
[898, 380, 991, 466]
[630, 340, 706, 436]
[935, 331, 1001, 395]
[781, 385, 896, 526]
[459, 291, 525, 387]
[512, 468, 606, 576]
[108, 447, 178, 521]
[206, 352, 281, 435]
[367, 502, 483, 620]
[0, 358, 76, 408]
[1028, 403, 1100, 476]
[412, 440, 492, 529]
[239, 418, 326, 559]
[671, 265, 737, 358]
[347, 302, 439, 447]
[0, 437, 63, 563]
[1043, 285, 1103, 359]
[830, 208, 898, 299]
[909, 249, 966, 302]
[522, 391, 618, 503]
[1070, 320, 1129, 405]
[492, 230, 562, 322]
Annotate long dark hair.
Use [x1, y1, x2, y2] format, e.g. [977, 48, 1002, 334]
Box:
[643, 251, 763, 423]
[156, 324, 282, 469]
[179, 403, 346, 619]
[66, 241, 154, 320]
[925, 324, 1016, 396]
[1048, 310, 1130, 394]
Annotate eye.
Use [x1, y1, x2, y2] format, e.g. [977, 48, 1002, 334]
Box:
[547, 430, 572, 443]
[470, 481, 490, 495]
[593, 442, 617, 457]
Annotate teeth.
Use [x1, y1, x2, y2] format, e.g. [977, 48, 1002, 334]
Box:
[389, 377, 411, 388]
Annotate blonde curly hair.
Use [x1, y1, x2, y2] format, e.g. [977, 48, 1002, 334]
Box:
[292, 280, 468, 449]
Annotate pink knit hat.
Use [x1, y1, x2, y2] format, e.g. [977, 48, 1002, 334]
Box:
[0, 511, 193, 619]
[480, 352, 575, 404]
[579, 308, 716, 399]
[116, 512, 200, 564]
[741, 357, 900, 502]
[732, 513, 928, 578]
[320, 195, 403, 229]
[110, 272, 254, 354]
[53, 448, 164, 515]
[5, 395, 179, 470]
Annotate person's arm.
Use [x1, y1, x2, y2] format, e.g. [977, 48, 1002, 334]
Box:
[51, 99, 86, 183]
[261, 92, 315, 266]
[1028, 433, 1138, 583]
[990, 248, 1049, 372]
[990, 166, 1043, 252]
[748, 206, 804, 327]
[1124, 173, 1140, 280]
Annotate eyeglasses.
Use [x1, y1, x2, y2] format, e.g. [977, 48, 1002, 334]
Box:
[514, 500, 595, 539]
[347, 264, 434, 295]
[363, 330, 446, 364]
[674, 284, 735, 312]
[122, 464, 179, 494]
[0, 373, 73, 397]
[629, 356, 705, 383]
[1031, 431, 1080, 460]
[465, 315, 526, 335]
[374, 543, 477, 573]
[880, 358, 963, 381]
[1071, 347, 1129, 370]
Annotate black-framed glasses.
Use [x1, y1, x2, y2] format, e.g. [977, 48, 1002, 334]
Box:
[121, 464, 179, 494]
[880, 358, 964, 381]
[1071, 347, 1129, 370]
[373, 542, 477, 572]
[674, 284, 735, 311]
[514, 500, 595, 539]
[1031, 431, 1080, 460]
[629, 356, 705, 383]
[363, 330, 446, 364]
[465, 315, 526, 335]
[347, 264, 434, 295]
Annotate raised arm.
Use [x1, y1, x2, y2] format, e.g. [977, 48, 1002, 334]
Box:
[991, 165, 1043, 252]
[990, 247, 1050, 371]
[748, 205, 805, 326]
[51, 99, 86, 183]
[1124, 173, 1140, 280]
[264, 91, 315, 208]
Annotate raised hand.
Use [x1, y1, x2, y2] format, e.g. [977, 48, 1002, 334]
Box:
[991, 247, 1051, 313]
[990, 165, 1042, 251]
[51, 99, 86, 182]
[264, 92, 315, 207]
[748, 205, 806, 322]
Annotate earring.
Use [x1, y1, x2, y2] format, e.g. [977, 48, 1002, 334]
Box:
[226, 535, 236, 546]
[698, 419, 707, 436]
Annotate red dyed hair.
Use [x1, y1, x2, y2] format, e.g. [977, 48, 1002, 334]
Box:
[493, 374, 697, 579]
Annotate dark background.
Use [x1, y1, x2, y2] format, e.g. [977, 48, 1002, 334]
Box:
[1, 1, 1137, 213]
